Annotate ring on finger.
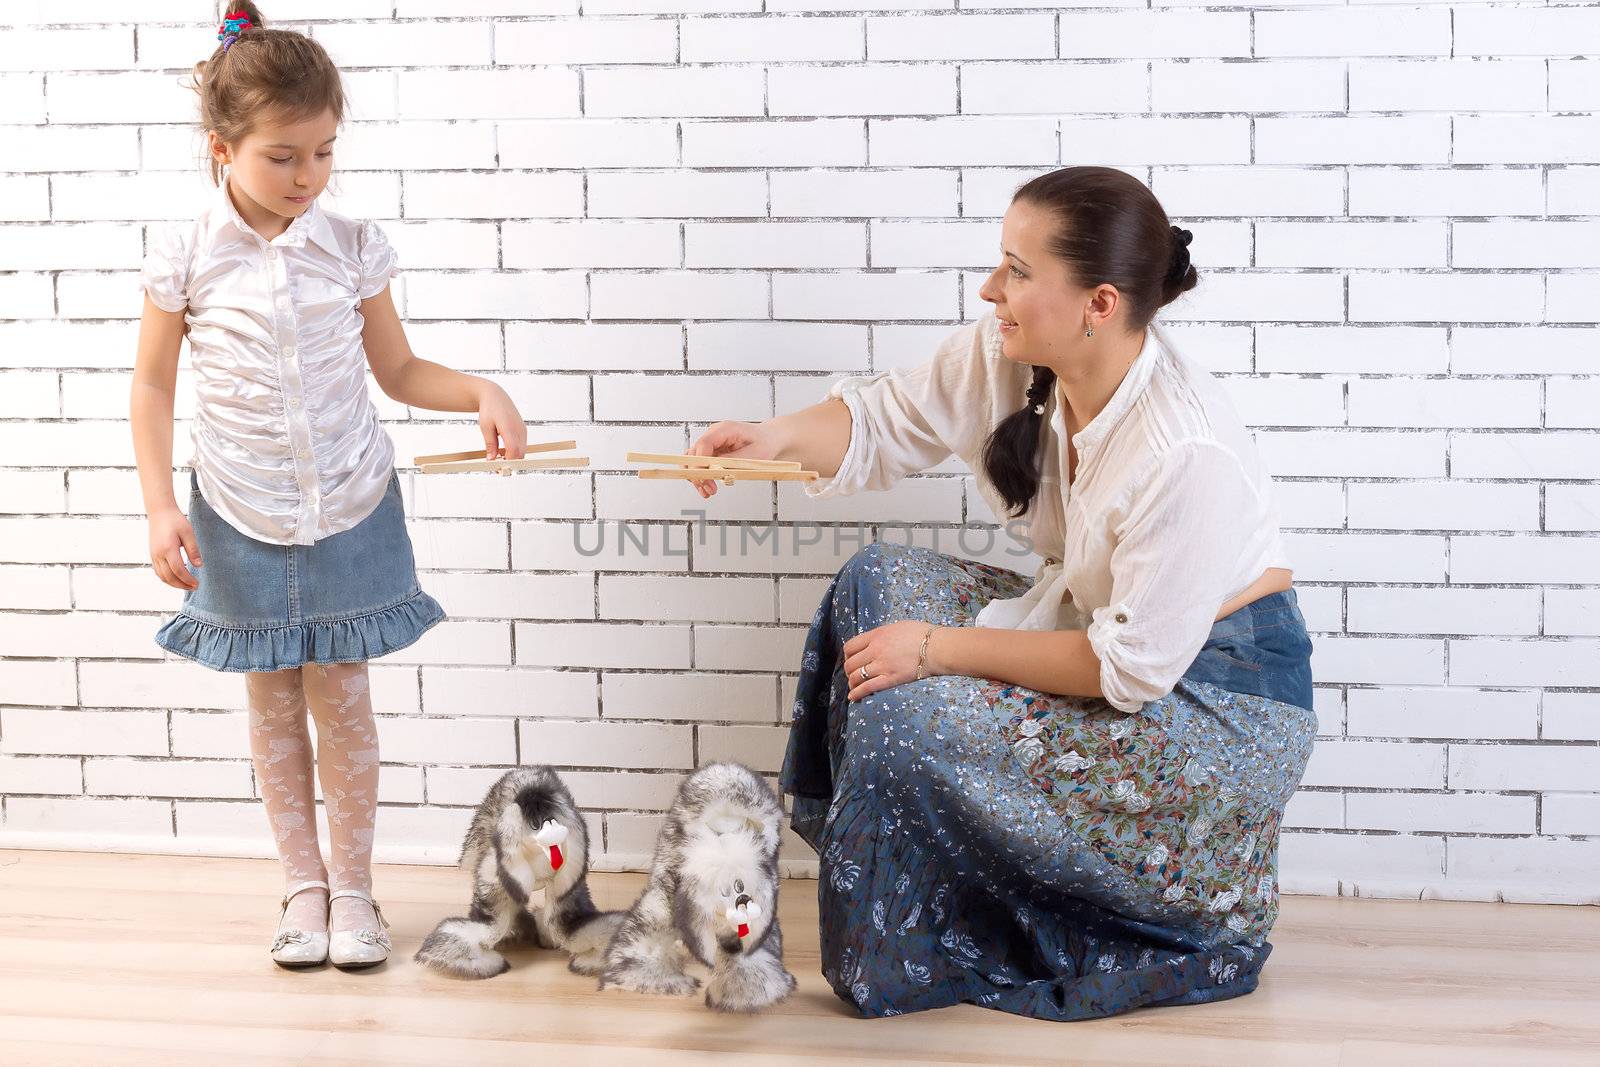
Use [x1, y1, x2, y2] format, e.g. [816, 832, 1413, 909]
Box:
[858, 665, 871, 681]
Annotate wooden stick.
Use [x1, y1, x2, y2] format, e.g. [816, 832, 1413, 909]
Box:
[412, 448, 487, 465]
[638, 468, 817, 483]
[413, 440, 579, 466]
[419, 456, 590, 475]
[625, 451, 802, 471]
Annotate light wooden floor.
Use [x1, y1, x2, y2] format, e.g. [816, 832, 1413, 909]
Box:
[2, 849, 1597, 1066]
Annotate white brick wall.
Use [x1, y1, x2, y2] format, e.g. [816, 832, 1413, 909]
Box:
[0, 1, 1596, 902]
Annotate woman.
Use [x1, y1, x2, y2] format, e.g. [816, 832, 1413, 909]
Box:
[687, 167, 1316, 1022]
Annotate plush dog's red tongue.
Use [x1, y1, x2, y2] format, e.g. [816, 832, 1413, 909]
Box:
[737, 921, 750, 938]
[535, 820, 568, 871]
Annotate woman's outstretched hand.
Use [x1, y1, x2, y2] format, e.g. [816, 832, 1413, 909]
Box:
[842, 620, 941, 702]
[685, 420, 782, 499]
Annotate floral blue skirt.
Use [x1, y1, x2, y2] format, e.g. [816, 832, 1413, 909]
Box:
[782, 542, 1317, 1021]
[155, 470, 445, 673]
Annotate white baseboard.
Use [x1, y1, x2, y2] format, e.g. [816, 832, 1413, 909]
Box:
[4, 832, 1591, 905]
[0, 830, 822, 880]
[0, 830, 464, 868]
[1280, 873, 1600, 906]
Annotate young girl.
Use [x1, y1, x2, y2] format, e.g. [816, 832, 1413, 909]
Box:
[130, 3, 527, 969]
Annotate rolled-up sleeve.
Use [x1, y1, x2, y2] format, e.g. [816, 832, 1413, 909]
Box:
[1086, 440, 1262, 711]
[805, 318, 994, 499]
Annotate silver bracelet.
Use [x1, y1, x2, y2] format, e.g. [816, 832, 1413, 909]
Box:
[915, 624, 938, 680]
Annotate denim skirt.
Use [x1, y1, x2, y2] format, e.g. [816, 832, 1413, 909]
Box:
[155, 470, 445, 673]
[783, 542, 1317, 1022]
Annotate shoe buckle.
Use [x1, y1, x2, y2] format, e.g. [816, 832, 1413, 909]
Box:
[273, 930, 309, 952]
[353, 929, 391, 950]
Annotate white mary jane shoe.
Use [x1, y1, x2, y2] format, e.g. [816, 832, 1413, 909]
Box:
[272, 880, 330, 968]
[328, 887, 391, 969]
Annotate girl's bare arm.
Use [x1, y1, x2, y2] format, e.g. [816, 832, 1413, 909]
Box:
[359, 286, 527, 459]
[130, 295, 202, 589]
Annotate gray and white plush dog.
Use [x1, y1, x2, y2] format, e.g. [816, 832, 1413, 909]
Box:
[599, 762, 796, 1012]
[415, 766, 622, 979]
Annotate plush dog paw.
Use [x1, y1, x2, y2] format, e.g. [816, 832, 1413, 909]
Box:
[705, 960, 797, 1013]
[414, 919, 512, 980]
[566, 948, 607, 977]
[605, 965, 702, 997]
[655, 971, 704, 997]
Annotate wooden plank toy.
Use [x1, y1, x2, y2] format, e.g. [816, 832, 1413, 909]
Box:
[625, 451, 817, 486]
[414, 440, 589, 476]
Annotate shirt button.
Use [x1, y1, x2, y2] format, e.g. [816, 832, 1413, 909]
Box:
[283, 345, 297, 358]
[266, 247, 277, 260]
[288, 395, 301, 408]
[297, 448, 310, 459]
[1114, 612, 1129, 624]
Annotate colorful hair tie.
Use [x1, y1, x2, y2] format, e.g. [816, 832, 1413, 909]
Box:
[217, 12, 254, 52]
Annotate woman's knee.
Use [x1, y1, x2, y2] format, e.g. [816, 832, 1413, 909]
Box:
[837, 541, 906, 583]
[842, 539, 949, 573]
[833, 542, 945, 623]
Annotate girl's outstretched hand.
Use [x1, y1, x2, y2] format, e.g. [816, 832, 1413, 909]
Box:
[477, 382, 527, 460]
[148, 506, 201, 590]
[686, 420, 782, 499]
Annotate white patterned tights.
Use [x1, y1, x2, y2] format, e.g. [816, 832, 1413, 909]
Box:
[245, 662, 381, 935]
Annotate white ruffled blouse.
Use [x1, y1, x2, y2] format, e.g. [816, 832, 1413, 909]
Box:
[140, 181, 400, 546]
[805, 312, 1291, 712]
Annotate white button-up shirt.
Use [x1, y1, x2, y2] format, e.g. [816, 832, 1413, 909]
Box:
[141, 182, 400, 546]
[807, 312, 1292, 712]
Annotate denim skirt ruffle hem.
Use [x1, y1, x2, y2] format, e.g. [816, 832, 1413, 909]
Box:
[155, 470, 445, 673]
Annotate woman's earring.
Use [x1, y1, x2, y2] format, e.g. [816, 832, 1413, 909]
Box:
[1086, 324, 1095, 339]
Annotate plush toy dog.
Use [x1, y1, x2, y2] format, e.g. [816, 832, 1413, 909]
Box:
[599, 762, 796, 1012]
[415, 766, 621, 979]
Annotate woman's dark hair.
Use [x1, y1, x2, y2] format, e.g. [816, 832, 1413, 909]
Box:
[189, 3, 347, 185]
[981, 166, 1199, 517]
